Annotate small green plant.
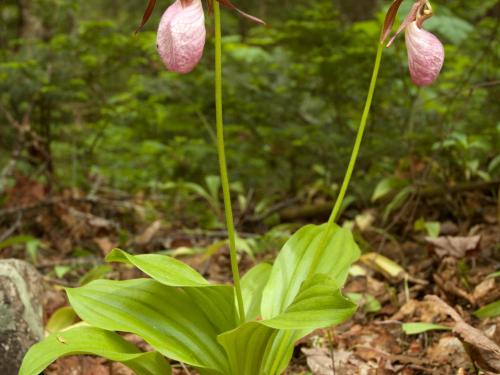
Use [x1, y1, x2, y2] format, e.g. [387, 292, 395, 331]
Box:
[20, 0, 446, 373]
[433, 131, 496, 181]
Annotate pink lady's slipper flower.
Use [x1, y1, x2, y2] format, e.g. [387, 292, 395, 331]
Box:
[137, 0, 264, 74]
[381, 0, 445, 86]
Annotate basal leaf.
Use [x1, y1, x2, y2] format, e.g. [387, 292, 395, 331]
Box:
[261, 224, 360, 319]
[106, 249, 238, 332]
[218, 322, 302, 375]
[241, 263, 272, 321]
[261, 274, 356, 330]
[19, 326, 171, 375]
[106, 248, 209, 287]
[219, 273, 356, 374]
[67, 279, 232, 374]
[45, 306, 78, 333]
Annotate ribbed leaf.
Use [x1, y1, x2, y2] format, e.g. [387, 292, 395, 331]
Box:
[262, 274, 356, 330]
[241, 263, 272, 321]
[106, 249, 238, 332]
[219, 273, 356, 374]
[218, 322, 302, 375]
[261, 224, 360, 319]
[45, 306, 78, 333]
[19, 326, 171, 375]
[67, 279, 231, 374]
[106, 248, 209, 287]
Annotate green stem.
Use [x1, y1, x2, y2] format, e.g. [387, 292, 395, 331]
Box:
[309, 42, 384, 274]
[213, 2, 245, 324]
[328, 43, 384, 227]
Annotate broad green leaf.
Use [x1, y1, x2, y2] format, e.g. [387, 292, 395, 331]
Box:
[46, 306, 78, 333]
[221, 271, 356, 374]
[402, 322, 451, 335]
[241, 263, 272, 321]
[218, 322, 302, 375]
[183, 286, 239, 333]
[261, 224, 360, 319]
[106, 248, 209, 287]
[105, 249, 238, 332]
[262, 274, 356, 330]
[19, 326, 171, 375]
[474, 300, 500, 319]
[67, 279, 232, 374]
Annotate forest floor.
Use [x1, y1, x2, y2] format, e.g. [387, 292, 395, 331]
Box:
[1, 182, 499, 375]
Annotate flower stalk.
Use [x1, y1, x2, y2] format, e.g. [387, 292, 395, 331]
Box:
[309, 42, 384, 276]
[328, 42, 384, 227]
[213, 1, 245, 324]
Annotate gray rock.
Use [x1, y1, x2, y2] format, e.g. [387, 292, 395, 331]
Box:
[0, 259, 44, 375]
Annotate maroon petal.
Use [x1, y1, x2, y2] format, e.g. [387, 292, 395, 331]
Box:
[136, 0, 158, 33]
[215, 0, 265, 25]
[380, 0, 405, 44]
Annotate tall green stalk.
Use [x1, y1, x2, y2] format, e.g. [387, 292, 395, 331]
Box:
[213, 2, 245, 324]
[310, 43, 384, 273]
[328, 43, 384, 227]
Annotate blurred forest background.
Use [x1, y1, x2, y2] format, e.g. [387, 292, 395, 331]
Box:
[1, 0, 498, 225]
[1, 0, 500, 373]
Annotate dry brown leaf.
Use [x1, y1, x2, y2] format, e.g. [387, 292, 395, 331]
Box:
[302, 347, 371, 375]
[427, 336, 471, 368]
[474, 278, 500, 306]
[425, 235, 481, 258]
[391, 299, 445, 323]
[135, 220, 162, 246]
[426, 295, 500, 373]
[94, 237, 117, 255]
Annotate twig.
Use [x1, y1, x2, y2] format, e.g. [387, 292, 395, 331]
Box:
[179, 362, 192, 375]
[0, 214, 21, 242]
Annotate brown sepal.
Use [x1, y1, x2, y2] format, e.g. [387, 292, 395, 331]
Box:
[213, 0, 266, 25]
[380, 0, 404, 44]
[136, 0, 158, 34]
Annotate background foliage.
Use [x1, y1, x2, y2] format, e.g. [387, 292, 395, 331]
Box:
[1, 0, 499, 225]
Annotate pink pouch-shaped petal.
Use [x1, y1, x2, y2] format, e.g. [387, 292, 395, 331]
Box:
[405, 21, 444, 86]
[157, 0, 206, 74]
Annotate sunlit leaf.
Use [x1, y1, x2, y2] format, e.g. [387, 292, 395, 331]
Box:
[241, 263, 272, 321]
[46, 306, 78, 334]
[106, 248, 209, 287]
[67, 278, 232, 373]
[218, 322, 303, 375]
[261, 224, 360, 319]
[20, 326, 171, 375]
[262, 274, 356, 330]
